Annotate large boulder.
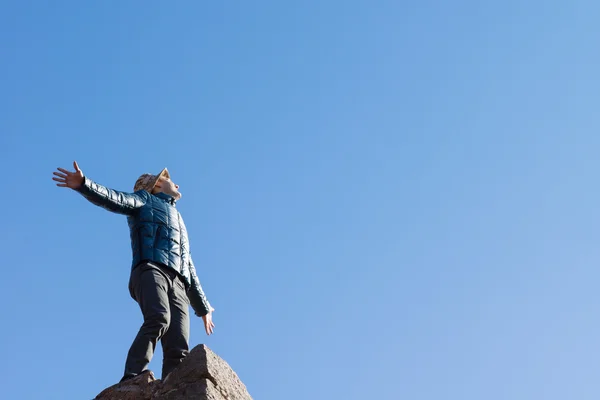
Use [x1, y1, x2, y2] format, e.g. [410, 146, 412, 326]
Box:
[95, 345, 252, 400]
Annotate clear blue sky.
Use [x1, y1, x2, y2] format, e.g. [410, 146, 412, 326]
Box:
[1, 1, 600, 399]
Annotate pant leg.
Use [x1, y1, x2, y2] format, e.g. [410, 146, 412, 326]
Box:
[161, 275, 190, 379]
[123, 265, 171, 379]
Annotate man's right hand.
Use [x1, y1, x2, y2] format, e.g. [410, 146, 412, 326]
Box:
[53, 161, 84, 189]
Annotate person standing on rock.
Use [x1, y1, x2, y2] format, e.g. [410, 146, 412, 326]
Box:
[52, 161, 215, 382]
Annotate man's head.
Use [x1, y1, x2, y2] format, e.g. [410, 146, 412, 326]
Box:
[134, 168, 182, 200]
[152, 174, 181, 200]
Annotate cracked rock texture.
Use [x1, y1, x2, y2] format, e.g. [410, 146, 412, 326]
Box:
[94, 345, 252, 400]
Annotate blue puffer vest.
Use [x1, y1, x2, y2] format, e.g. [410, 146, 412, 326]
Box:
[75, 176, 211, 316]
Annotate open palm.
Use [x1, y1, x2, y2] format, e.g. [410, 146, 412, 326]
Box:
[53, 161, 84, 189]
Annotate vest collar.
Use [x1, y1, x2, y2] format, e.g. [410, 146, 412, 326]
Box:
[154, 192, 177, 205]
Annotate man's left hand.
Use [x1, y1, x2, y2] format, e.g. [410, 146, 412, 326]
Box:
[202, 306, 215, 335]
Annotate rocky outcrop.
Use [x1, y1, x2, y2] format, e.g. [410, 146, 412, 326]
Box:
[95, 345, 252, 400]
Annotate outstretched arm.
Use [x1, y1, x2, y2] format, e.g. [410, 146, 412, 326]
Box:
[188, 255, 215, 335]
[53, 161, 148, 216]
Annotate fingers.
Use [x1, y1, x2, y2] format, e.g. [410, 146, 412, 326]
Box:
[206, 323, 214, 335]
[57, 167, 72, 175]
[73, 161, 80, 172]
[204, 317, 215, 335]
[52, 170, 72, 188]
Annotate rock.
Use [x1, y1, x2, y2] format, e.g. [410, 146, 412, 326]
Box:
[94, 345, 252, 400]
[95, 371, 158, 400]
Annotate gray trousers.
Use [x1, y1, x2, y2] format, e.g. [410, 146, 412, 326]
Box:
[123, 261, 190, 380]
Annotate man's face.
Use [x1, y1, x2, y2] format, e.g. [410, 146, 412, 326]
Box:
[153, 176, 182, 200]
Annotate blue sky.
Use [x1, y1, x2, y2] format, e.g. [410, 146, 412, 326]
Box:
[2, 1, 600, 399]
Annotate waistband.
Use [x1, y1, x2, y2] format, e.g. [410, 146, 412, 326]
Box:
[134, 260, 183, 283]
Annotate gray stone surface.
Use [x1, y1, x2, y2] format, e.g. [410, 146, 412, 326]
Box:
[95, 371, 158, 400]
[94, 345, 251, 400]
[154, 379, 224, 400]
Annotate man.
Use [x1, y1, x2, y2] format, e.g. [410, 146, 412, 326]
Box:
[52, 161, 215, 382]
